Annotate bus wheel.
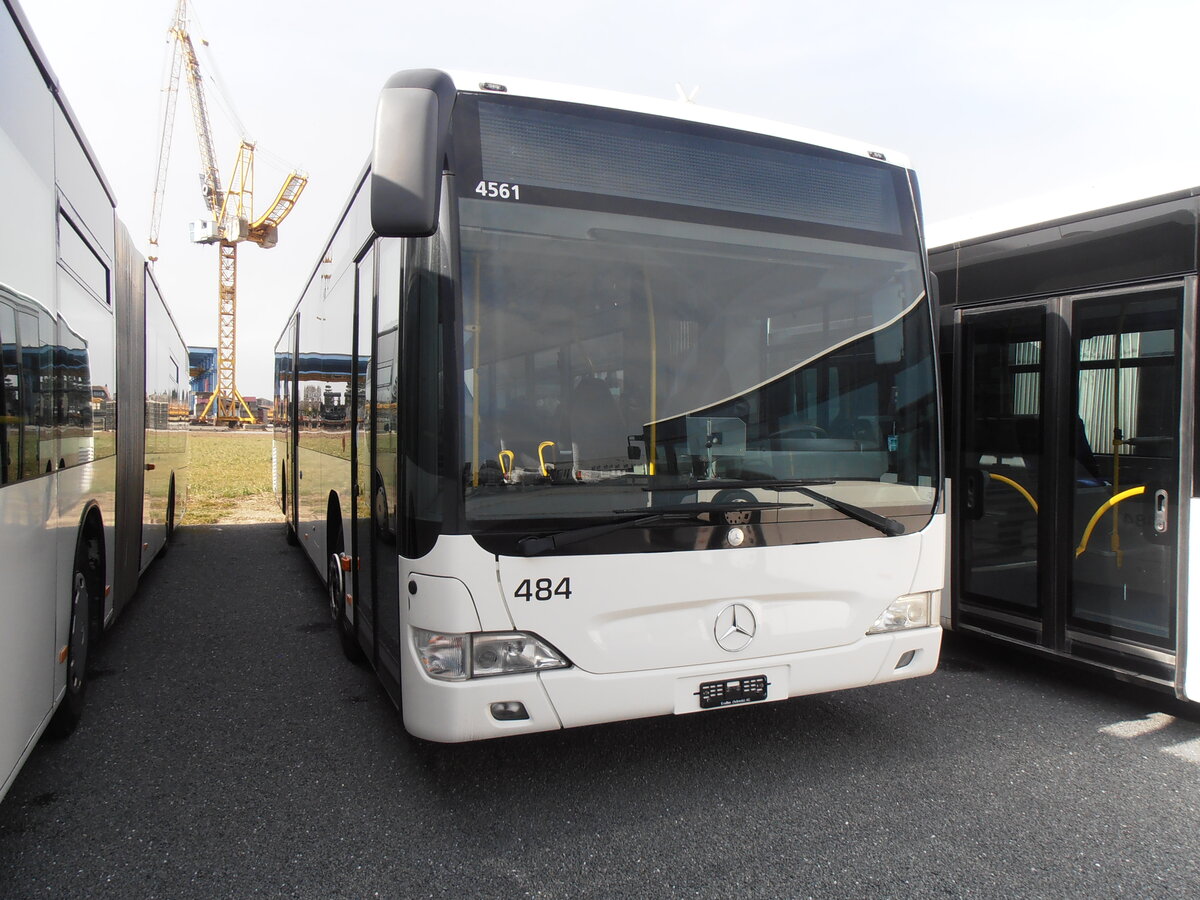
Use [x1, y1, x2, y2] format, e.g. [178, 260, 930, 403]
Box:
[47, 550, 91, 738]
[283, 466, 299, 545]
[328, 552, 364, 664]
[161, 477, 176, 556]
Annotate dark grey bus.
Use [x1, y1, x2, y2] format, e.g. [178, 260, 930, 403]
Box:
[931, 186, 1200, 699]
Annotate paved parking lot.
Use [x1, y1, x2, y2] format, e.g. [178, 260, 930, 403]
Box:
[3, 522, 1200, 899]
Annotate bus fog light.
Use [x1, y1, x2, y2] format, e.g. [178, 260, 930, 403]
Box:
[868, 592, 931, 634]
[472, 632, 568, 677]
[490, 701, 529, 721]
[413, 629, 468, 681]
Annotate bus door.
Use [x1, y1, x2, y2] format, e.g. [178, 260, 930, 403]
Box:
[352, 244, 377, 664]
[955, 302, 1053, 643]
[358, 239, 404, 691]
[954, 281, 1192, 680]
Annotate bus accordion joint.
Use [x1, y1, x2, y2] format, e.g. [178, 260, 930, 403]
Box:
[1074, 486, 1147, 558]
[987, 472, 1038, 514]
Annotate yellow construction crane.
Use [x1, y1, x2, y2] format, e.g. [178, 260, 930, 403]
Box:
[149, 0, 307, 425]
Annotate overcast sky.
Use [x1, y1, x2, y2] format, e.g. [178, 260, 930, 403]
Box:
[19, 0, 1200, 398]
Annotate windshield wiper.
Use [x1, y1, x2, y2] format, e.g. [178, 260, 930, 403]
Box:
[518, 500, 808, 557]
[642, 478, 834, 492]
[644, 479, 905, 537]
[648, 480, 902, 535]
[792, 486, 905, 537]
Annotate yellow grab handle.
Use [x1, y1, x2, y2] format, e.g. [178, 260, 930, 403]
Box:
[1075, 486, 1146, 557]
[498, 450, 514, 477]
[537, 441, 556, 477]
[988, 473, 1038, 514]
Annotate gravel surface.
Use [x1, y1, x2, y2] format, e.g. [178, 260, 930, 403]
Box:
[3, 522, 1200, 898]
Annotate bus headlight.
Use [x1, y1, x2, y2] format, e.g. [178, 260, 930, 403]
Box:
[413, 629, 569, 681]
[867, 592, 932, 634]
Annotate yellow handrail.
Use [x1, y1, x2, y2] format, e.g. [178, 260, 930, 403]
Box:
[988, 473, 1038, 514]
[1074, 486, 1146, 558]
[538, 441, 556, 477]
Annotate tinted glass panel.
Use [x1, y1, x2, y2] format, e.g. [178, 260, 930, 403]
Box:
[958, 308, 1045, 614]
[462, 95, 913, 243]
[1069, 292, 1181, 647]
[59, 215, 108, 304]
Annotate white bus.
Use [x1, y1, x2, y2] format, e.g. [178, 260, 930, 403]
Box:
[1, 0, 190, 802]
[931, 186, 1200, 699]
[275, 69, 943, 742]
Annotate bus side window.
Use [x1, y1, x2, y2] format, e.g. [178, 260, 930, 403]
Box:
[0, 302, 16, 484]
[21, 309, 53, 476]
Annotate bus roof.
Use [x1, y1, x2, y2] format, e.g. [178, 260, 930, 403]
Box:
[928, 180, 1200, 252]
[443, 69, 912, 170]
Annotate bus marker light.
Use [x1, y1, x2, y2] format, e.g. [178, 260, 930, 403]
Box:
[867, 593, 931, 634]
[414, 630, 469, 681]
[58, 646, 68, 664]
[490, 702, 529, 721]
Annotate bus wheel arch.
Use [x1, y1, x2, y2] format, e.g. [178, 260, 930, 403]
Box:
[327, 493, 364, 663]
[283, 463, 299, 545]
[162, 474, 176, 553]
[78, 506, 105, 641]
[47, 508, 104, 738]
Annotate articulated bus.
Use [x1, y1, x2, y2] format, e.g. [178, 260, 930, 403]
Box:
[930, 186, 1200, 700]
[1, 0, 190, 802]
[275, 70, 943, 742]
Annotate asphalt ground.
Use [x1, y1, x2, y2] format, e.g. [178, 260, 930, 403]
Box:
[3, 522, 1200, 899]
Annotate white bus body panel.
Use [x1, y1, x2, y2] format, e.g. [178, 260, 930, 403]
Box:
[1186, 498, 1200, 702]
[399, 516, 944, 741]
[0, 477, 56, 798]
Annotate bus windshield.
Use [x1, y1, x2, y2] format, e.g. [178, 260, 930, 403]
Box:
[455, 95, 938, 535]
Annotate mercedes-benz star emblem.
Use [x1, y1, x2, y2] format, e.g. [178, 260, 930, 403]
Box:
[714, 603, 756, 652]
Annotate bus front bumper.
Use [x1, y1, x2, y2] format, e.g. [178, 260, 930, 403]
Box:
[400, 626, 941, 743]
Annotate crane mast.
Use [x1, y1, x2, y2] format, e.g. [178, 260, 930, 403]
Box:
[149, 0, 306, 425]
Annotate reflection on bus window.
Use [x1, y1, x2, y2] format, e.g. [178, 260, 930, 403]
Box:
[0, 287, 58, 483]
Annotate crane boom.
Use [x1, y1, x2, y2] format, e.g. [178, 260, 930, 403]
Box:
[174, 4, 224, 217]
[148, 17, 182, 251]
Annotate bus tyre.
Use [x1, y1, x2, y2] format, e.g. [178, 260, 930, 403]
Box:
[47, 549, 91, 738]
[160, 478, 176, 557]
[328, 553, 365, 664]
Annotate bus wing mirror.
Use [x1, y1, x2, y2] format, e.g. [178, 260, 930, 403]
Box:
[371, 86, 442, 237]
[371, 70, 457, 237]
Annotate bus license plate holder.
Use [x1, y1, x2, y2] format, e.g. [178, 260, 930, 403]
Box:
[697, 674, 769, 709]
[674, 666, 787, 714]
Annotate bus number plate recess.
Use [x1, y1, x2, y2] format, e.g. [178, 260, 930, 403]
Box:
[697, 675, 769, 709]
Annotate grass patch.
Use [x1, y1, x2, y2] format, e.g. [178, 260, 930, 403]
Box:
[186, 431, 276, 524]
